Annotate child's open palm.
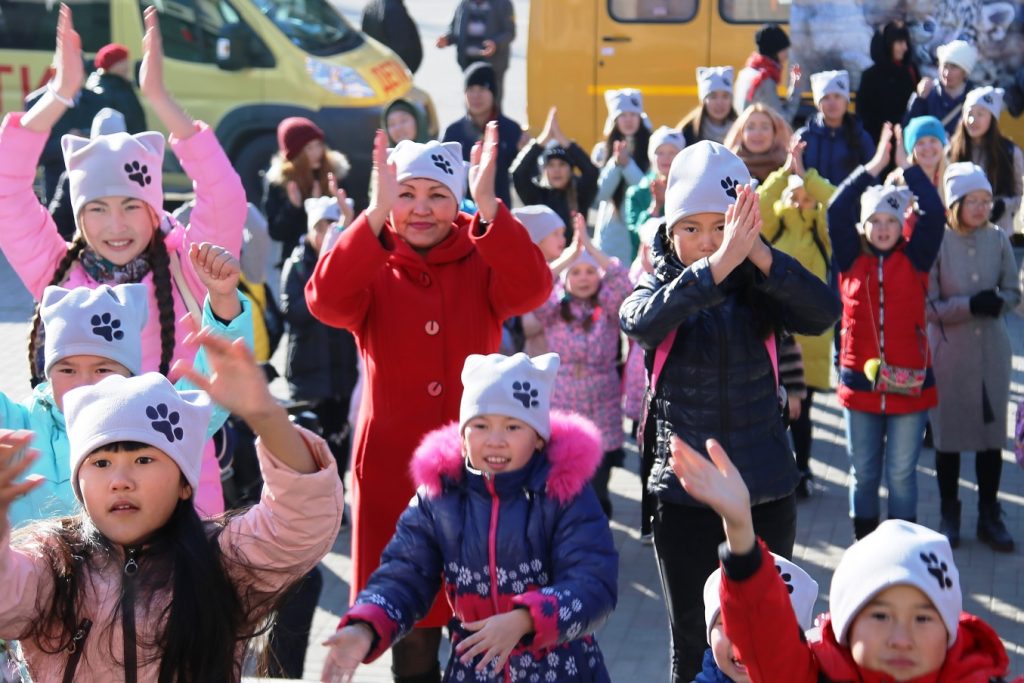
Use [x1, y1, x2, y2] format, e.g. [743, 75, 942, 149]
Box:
[52, 4, 84, 100]
[139, 6, 169, 100]
[367, 129, 397, 235]
[456, 609, 534, 673]
[469, 121, 500, 221]
[717, 185, 761, 273]
[670, 435, 753, 550]
[0, 430, 44, 518]
[320, 625, 373, 683]
[189, 243, 239, 299]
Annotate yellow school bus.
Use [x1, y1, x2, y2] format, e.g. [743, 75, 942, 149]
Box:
[527, 0, 1023, 150]
[0, 0, 438, 206]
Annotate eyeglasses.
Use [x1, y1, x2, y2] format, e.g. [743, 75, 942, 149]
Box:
[962, 198, 993, 210]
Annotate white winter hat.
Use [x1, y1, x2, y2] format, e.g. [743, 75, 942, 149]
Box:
[560, 248, 602, 283]
[859, 184, 912, 229]
[639, 217, 662, 247]
[512, 205, 565, 245]
[304, 196, 342, 232]
[936, 40, 978, 75]
[704, 552, 819, 644]
[697, 66, 734, 101]
[963, 86, 1004, 120]
[647, 126, 686, 166]
[943, 161, 992, 209]
[810, 70, 850, 105]
[62, 130, 166, 227]
[664, 141, 751, 231]
[41, 284, 149, 377]
[603, 88, 646, 136]
[459, 353, 560, 441]
[90, 107, 127, 138]
[65, 373, 212, 501]
[830, 520, 962, 648]
[388, 139, 467, 201]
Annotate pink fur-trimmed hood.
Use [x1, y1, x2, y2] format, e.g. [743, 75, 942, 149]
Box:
[410, 411, 603, 504]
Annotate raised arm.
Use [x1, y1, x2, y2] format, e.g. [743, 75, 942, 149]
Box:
[619, 262, 725, 350]
[510, 140, 545, 205]
[827, 166, 876, 273]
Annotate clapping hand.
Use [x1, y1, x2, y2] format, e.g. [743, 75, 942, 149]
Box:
[469, 121, 500, 221]
[51, 4, 83, 102]
[0, 431, 43, 518]
[710, 184, 762, 283]
[367, 129, 398, 235]
[866, 122, 894, 177]
[786, 137, 807, 178]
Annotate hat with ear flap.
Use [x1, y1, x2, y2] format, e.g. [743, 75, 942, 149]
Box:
[64, 372, 212, 501]
[388, 139, 468, 202]
[62, 130, 166, 227]
[459, 352, 561, 441]
[40, 283, 149, 377]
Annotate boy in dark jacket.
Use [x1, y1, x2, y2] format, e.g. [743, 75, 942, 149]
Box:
[322, 352, 618, 683]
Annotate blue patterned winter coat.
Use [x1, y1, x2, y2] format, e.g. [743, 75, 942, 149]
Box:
[339, 412, 618, 682]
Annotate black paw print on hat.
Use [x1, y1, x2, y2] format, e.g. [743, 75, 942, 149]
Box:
[723, 74, 732, 86]
[919, 552, 954, 590]
[721, 176, 739, 199]
[512, 380, 540, 409]
[431, 153, 453, 175]
[146, 403, 184, 443]
[629, 95, 640, 108]
[776, 563, 795, 595]
[90, 312, 123, 342]
[983, 93, 994, 104]
[837, 79, 847, 90]
[124, 160, 151, 188]
[886, 195, 900, 209]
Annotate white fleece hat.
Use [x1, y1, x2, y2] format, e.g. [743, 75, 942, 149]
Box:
[459, 353, 560, 441]
[697, 66, 734, 101]
[64, 373, 213, 501]
[943, 161, 993, 209]
[62, 130, 166, 225]
[704, 553, 819, 644]
[41, 284, 148, 377]
[859, 184, 912, 228]
[664, 141, 751, 231]
[648, 126, 686, 166]
[831, 520, 962, 648]
[936, 40, 978, 75]
[90, 108, 127, 138]
[388, 139, 467, 201]
[964, 86, 1004, 120]
[639, 217, 662, 247]
[603, 88, 645, 136]
[810, 70, 850, 105]
[511, 205, 565, 244]
[304, 196, 342, 232]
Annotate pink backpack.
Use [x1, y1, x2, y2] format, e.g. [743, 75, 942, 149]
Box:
[650, 329, 778, 391]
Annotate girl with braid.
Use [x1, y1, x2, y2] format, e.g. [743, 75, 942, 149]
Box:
[0, 6, 246, 513]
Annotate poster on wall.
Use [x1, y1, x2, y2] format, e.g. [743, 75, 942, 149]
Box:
[789, 0, 1024, 115]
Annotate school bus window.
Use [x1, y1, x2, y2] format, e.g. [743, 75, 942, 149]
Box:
[609, 0, 697, 23]
[0, 1, 111, 51]
[719, 0, 789, 24]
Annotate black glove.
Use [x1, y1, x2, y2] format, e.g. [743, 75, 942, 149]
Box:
[969, 289, 1003, 317]
[990, 198, 1006, 223]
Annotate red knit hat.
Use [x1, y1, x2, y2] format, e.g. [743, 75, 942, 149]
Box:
[277, 117, 325, 161]
[95, 43, 129, 71]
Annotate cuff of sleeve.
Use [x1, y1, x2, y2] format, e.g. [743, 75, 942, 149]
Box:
[511, 591, 560, 650]
[168, 120, 213, 150]
[719, 538, 765, 582]
[338, 605, 398, 663]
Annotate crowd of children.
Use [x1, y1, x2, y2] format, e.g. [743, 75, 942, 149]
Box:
[1, 4, 1024, 683]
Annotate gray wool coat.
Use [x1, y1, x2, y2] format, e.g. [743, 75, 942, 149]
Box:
[926, 225, 1021, 452]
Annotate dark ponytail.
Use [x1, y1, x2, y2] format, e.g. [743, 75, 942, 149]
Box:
[28, 234, 88, 386]
[842, 112, 865, 176]
[147, 229, 177, 377]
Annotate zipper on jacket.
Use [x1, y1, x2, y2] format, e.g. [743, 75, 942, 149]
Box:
[61, 618, 93, 683]
[715, 309, 730, 446]
[122, 546, 140, 683]
[876, 256, 887, 414]
[483, 476, 513, 683]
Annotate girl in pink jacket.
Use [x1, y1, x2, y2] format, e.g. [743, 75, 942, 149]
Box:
[0, 326, 344, 682]
[0, 7, 246, 513]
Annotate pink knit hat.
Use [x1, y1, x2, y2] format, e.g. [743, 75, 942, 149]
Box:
[61, 131, 166, 226]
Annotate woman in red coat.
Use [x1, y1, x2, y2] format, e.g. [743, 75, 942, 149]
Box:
[305, 122, 552, 681]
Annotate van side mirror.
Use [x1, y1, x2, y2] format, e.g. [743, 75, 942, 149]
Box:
[216, 23, 251, 71]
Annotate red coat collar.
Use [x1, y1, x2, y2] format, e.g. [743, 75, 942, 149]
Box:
[380, 211, 477, 268]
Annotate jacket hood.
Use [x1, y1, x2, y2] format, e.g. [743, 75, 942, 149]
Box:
[265, 149, 351, 185]
[870, 22, 912, 67]
[410, 411, 603, 504]
[811, 613, 1009, 683]
[650, 224, 684, 283]
[382, 98, 431, 144]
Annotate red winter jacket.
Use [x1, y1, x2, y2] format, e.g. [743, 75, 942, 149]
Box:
[827, 165, 944, 415]
[305, 202, 551, 627]
[720, 541, 1014, 683]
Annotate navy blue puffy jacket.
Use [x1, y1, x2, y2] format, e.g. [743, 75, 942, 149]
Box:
[796, 113, 875, 186]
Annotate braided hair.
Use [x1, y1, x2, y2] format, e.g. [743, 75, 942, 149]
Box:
[27, 223, 179, 384]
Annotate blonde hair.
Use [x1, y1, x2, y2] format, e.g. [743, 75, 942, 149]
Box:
[723, 103, 792, 157]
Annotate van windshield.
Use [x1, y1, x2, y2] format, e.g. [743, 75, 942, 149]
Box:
[254, 0, 364, 56]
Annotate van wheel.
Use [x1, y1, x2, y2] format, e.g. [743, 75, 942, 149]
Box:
[233, 133, 279, 205]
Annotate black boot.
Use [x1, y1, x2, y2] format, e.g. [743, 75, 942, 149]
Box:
[795, 470, 812, 499]
[853, 517, 879, 540]
[939, 500, 961, 548]
[977, 502, 1015, 552]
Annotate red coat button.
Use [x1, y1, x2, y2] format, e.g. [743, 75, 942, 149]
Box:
[420, 272, 432, 287]
[427, 381, 443, 397]
[425, 320, 440, 335]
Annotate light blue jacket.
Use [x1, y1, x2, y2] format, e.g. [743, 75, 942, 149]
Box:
[4, 294, 253, 528]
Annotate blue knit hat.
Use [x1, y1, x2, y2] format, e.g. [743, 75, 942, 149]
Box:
[903, 116, 947, 154]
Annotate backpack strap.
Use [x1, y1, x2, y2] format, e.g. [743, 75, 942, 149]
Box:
[650, 329, 778, 391]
